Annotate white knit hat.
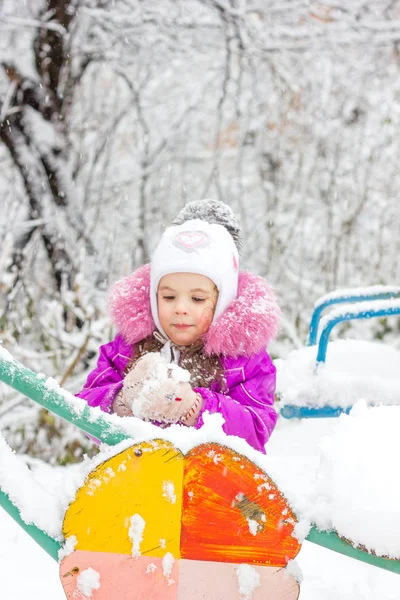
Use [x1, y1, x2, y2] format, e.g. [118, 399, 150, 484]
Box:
[150, 219, 239, 338]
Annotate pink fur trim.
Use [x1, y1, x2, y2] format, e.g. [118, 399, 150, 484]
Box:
[107, 264, 154, 345]
[107, 265, 280, 356]
[204, 271, 281, 357]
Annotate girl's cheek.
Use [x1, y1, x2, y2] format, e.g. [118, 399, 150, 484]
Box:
[199, 307, 214, 331]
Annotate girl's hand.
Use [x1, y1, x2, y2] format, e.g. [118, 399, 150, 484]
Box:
[179, 392, 203, 426]
[115, 352, 201, 424]
[134, 379, 197, 423]
[120, 353, 187, 411]
[112, 390, 134, 417]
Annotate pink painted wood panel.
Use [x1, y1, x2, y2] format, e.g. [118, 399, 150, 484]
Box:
[60, 551, 178, 599]
[60, 552, 300, 599]
[178, 559, 300, 599]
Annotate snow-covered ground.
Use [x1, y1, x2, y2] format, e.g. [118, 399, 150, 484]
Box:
[2, 416, 400, 599]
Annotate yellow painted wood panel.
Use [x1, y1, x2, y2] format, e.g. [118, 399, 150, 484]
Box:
[63, 440, 183, 557]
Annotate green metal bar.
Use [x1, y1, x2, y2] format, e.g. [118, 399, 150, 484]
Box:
[307, 527, 400, 574]
[0, 352, 132, 561]
[0, 353, 130, 445]
[0, 487, 61, 561]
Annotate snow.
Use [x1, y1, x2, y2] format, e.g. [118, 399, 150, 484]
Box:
[76, 567, 101, 598]
[287, 559, 303, 584]
[162, 552, 175, 585]
[58, 535, 76, 561]
[314, 285, 400, 307]
[236, 563, 261, 599]
[309, 402, 400, 558]
[0, 344, 15, 362]
[146, 562, 157, 574]
[277, 339, 400, 409]
[0, 433, 63, 538]
[264, 406, 400, 558]
[162, 480, 177, 504]
[323, 297, 400, 318]
[247, 518, 259, 536]
[128, 514, 146, 558]
[319, 299, 400, 333]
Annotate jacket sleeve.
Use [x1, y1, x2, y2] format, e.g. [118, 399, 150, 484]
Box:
[194, 351, 278, 454]
[75, 334, 133, 413]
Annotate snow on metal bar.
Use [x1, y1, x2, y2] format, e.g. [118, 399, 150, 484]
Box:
[314, 285, 400, 307]
[0, 349, 134, 560]
[0, 349, 130, 446]
[0, 487, 61, 561]
[316, 298, 400, 364]
[0, 431, 62, 538]
[308, 285, 400, 346]
[307, 527, 400, 575]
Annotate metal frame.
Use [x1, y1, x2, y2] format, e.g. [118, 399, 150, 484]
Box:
[316, 300, 400, 364]
[281, 287, 400, 419]
[308, 286, 400, 347]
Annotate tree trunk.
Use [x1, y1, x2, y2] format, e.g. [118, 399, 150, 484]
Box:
[0, 0, 82, 292]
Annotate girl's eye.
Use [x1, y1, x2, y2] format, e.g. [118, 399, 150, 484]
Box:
[163, 296, 175, 301]
[192, 297, 205, 302]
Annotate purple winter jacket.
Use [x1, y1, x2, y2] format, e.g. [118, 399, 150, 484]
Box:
[77, 265, 281, 454]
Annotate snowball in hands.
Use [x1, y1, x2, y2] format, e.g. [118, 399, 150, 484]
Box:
[121, 353, 195, 423]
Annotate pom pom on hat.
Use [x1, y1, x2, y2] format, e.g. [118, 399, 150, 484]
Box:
[150, 219, 239, 338]
[172, 199, 243, 251]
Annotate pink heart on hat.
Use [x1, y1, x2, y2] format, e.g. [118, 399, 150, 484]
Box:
[173, 231, 210, 252]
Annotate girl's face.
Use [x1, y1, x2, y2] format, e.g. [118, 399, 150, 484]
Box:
[157, 272, 218, 346]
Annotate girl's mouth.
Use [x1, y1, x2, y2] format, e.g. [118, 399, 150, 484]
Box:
[174, 324, 192, 329]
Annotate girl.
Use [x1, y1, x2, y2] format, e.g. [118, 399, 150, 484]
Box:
[76, 201, 280, 453]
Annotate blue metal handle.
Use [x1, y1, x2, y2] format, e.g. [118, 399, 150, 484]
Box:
[317, 302, 400, 363]
[308, 286, 400, 346]
[280, 404, 352, 419]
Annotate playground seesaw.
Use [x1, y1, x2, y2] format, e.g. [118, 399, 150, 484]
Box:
[0, 329, 400, 599]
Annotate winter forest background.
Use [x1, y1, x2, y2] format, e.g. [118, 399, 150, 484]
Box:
[1, 0, 400, 464]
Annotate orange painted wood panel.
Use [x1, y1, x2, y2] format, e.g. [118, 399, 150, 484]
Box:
[181, 444, 301, 566]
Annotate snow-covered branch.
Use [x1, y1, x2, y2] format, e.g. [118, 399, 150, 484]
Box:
[0, 15, 67, 35]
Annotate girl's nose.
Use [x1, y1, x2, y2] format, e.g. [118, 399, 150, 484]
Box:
[175, 300, 188, 314]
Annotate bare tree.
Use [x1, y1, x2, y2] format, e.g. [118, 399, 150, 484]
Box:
[0, 1, 92, 291]
[1, 0, 400, 461]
